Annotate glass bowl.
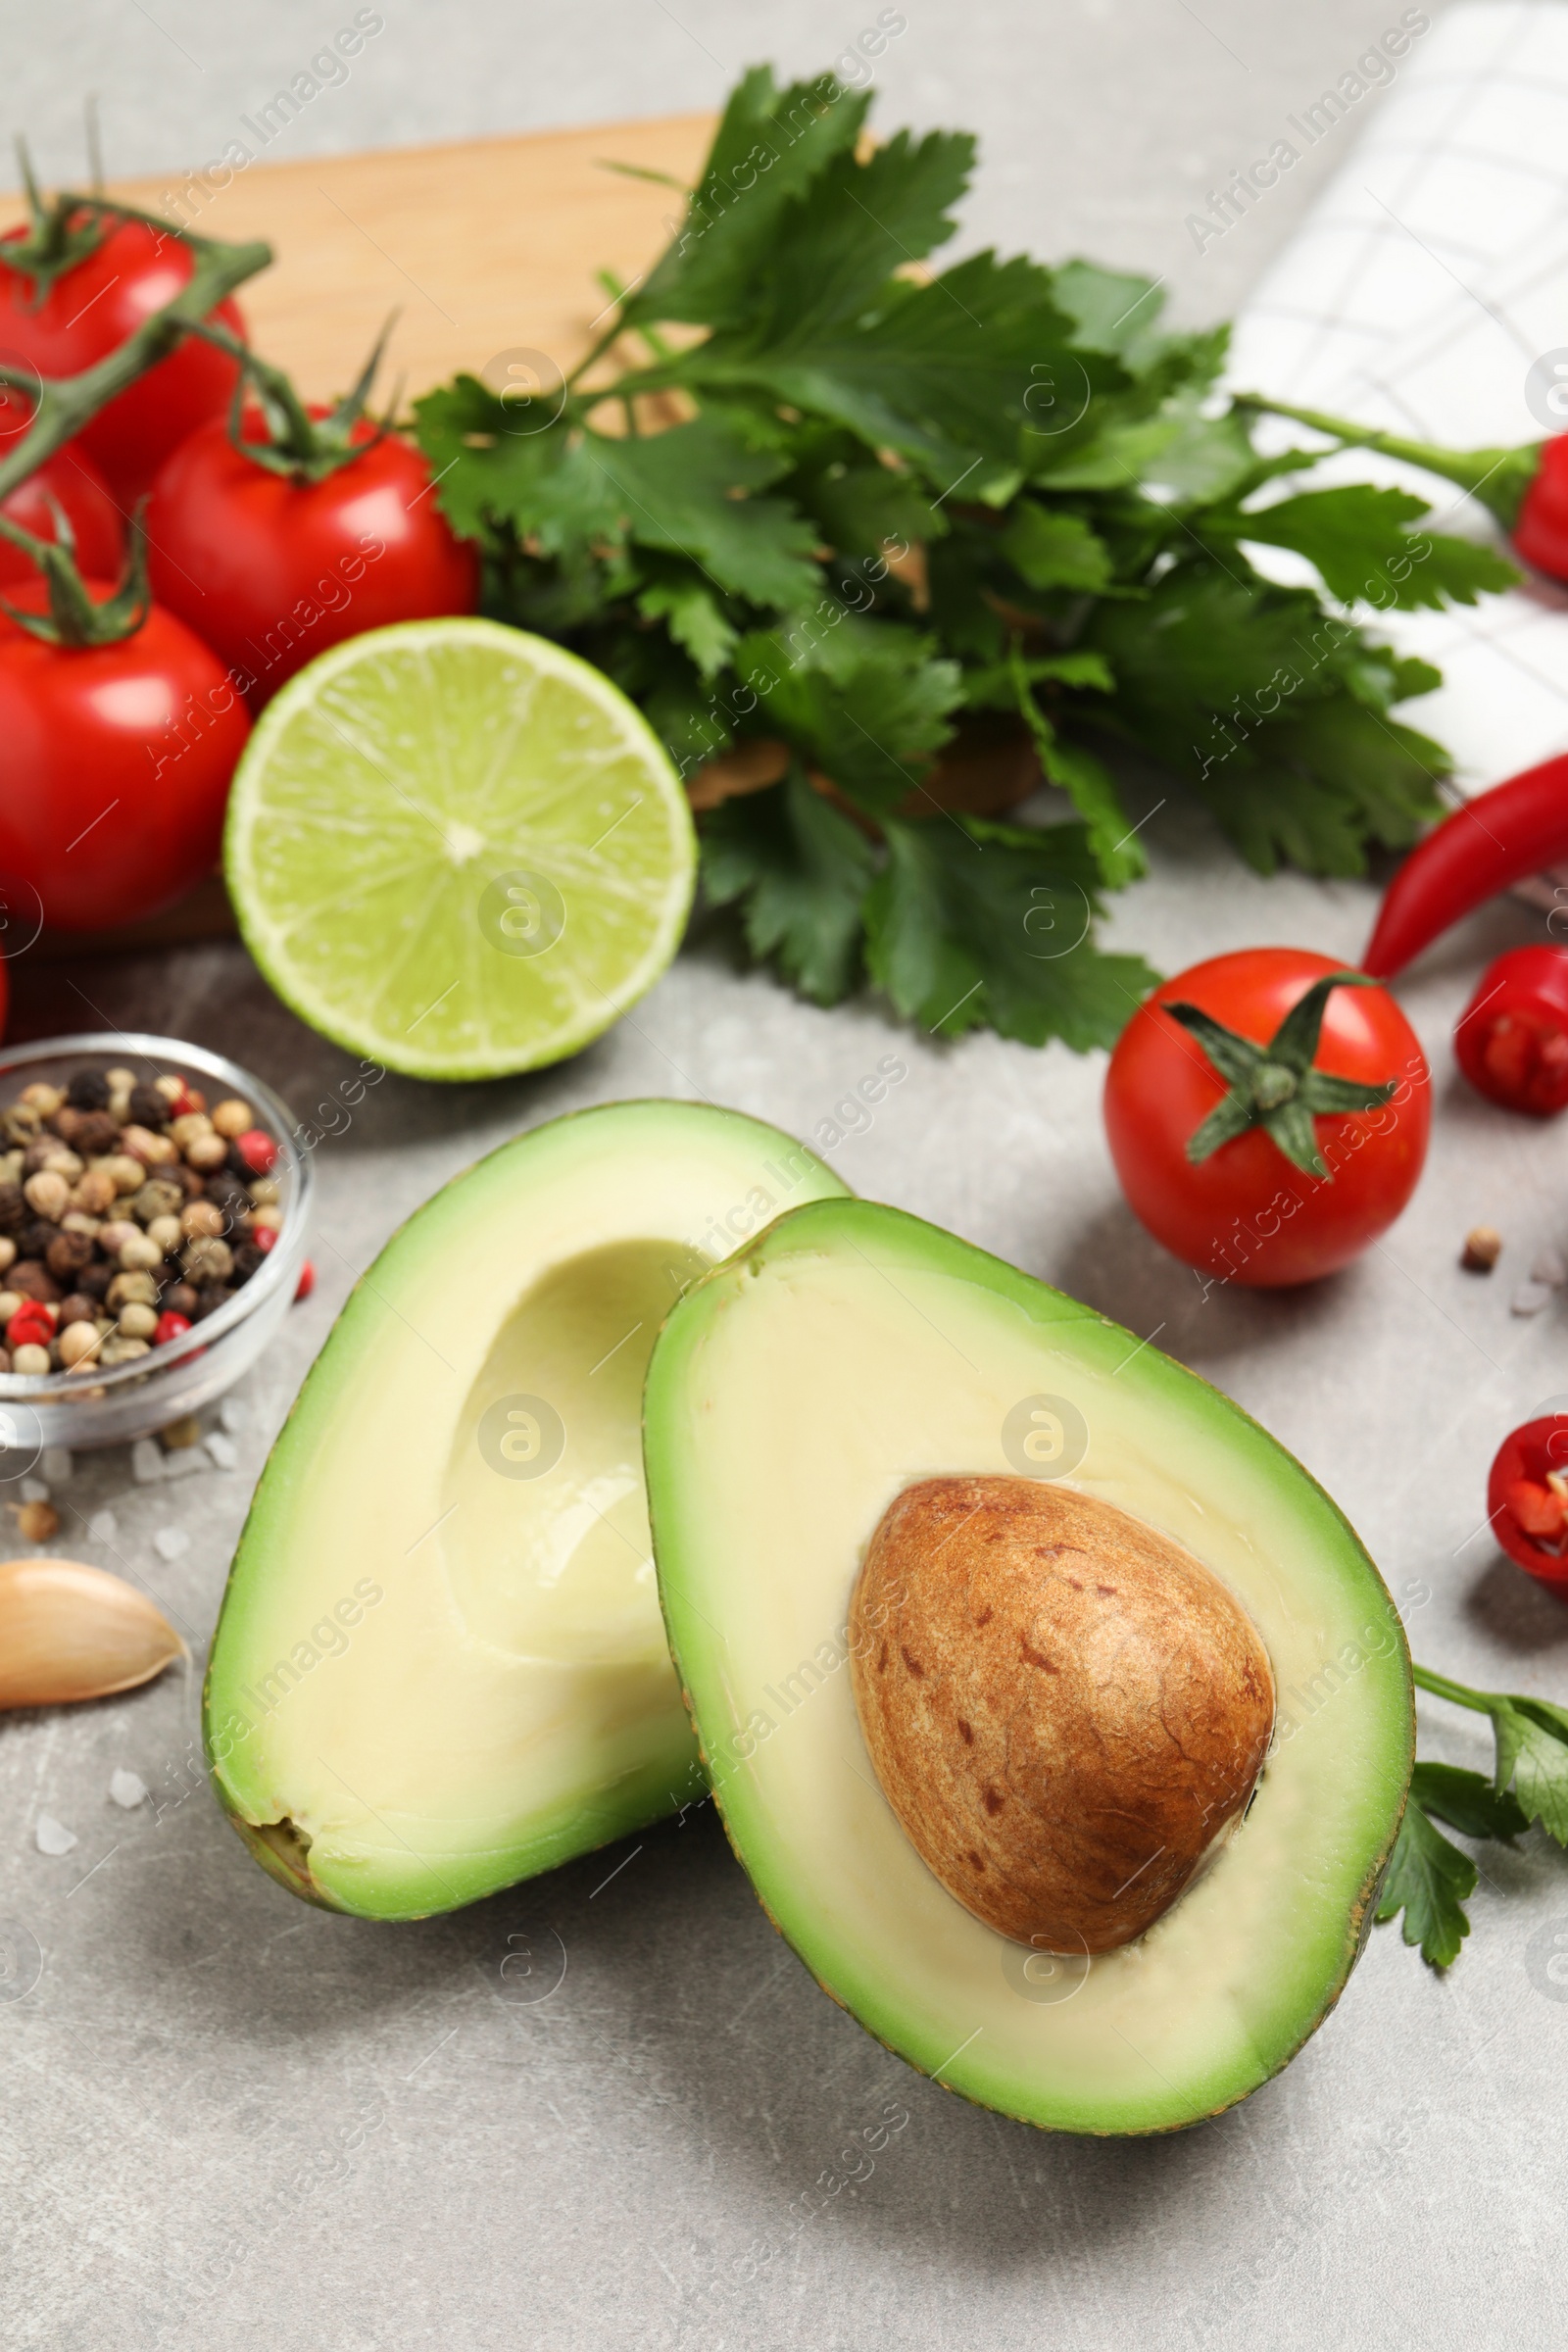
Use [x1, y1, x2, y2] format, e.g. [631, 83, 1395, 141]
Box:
[0, 1032, 312, 1458]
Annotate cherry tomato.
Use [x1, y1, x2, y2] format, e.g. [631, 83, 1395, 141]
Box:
[0, 579, 250, 933]
[1454, 944, 1568, 1116]
[0, 218, 245, 506]
[145, 411, 479, 706]
[1103, 948, 1431, 1288]
[1489, 1416, 1568, 1590]
[0, 388, 124, 587]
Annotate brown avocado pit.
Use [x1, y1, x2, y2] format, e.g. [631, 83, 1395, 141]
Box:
[849, 1473, 1276, 1955]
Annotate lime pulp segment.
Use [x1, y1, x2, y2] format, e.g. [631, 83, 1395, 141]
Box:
[223, 618, 697, 1079]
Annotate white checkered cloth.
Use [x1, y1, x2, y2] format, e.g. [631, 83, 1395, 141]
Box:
[1225, 0, 1568, 809]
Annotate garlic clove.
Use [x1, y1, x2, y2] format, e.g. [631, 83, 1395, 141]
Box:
[0, 1558, 186, 1709]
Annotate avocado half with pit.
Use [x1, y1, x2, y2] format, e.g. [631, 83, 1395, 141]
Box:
[644, 1197, 1413, 2135]
[203, 1100, 849, 1919]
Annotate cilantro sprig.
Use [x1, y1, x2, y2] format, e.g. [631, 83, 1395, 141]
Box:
[415, 63, 1519, 1048]
[1378, 1664, 1568, 1969]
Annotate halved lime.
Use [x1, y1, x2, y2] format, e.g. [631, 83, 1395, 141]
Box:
[224, 618, 697, 1080]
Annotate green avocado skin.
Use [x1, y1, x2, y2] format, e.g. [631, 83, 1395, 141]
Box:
[202, 1099, 852, 1921]
[642, 1196, 1415, 2136]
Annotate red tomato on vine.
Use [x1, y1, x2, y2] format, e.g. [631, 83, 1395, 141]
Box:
[146, 408, 478, 706]
[1103, 948, 1430, 1288]
[0, 216, 245, 504]
[0, 388, 123, 586]
[0, 580, 249, 933]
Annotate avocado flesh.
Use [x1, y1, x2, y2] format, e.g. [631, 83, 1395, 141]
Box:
[204, 1101, 850, 1920]
[644, 1198, 1413, 2136]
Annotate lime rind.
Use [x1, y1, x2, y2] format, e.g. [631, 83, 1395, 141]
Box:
[224, 618, 697, 1080]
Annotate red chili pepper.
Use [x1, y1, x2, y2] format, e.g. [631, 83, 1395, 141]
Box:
[235, 1127, 277, 1175]
[1491, 1416, 1568, 1590]
[1454, 944, 1568, 1114]
[294, 1259, 315, 1302]
[154, 1310, 192, 1347]
[1361, 754, 1568, 980]
[1513, 438, 1568, 578]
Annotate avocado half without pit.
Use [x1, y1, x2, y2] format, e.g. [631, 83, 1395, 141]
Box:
[644, 1197, 1414, 2135]
[202, 1101, 849, 1919]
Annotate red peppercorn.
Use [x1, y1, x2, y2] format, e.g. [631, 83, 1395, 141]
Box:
[294, 1259, 315, 1301]
[253, 1225, 277, 1254]
[154, 1310, 193, 1347]
[235, 1128, 278, 1174]
[6, 1302, 56, 1349]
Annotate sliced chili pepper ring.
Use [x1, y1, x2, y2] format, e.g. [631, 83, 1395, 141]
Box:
[1490, 1415, 1568, 1588]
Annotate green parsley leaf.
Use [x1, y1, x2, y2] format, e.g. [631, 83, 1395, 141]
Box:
[682, 251, 1103, 476]
[864, 813, 1157, 1048]
[635, 570, 738, 678]
[627, 69, 870, 330]
[585, 417, 822, 606]
[701, 768, 876, 1004]
[1085, 562, 1446, 874]
[999, 502, 1114, 593]
[1004, 638, 1142, 886]
[1220, 484, 1520, 610]
[1410, 1760, 1529, 1842]
[1493, 1697, 1568, 1844]
[1376, 1795, 1477, 1970]
[734, 618, 961, 815]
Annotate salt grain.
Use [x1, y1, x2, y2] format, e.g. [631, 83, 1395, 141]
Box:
[205, 1432, 238, 1470]
[153, 1528, 190, 1562]
[1512, 1281, 1553, 1317]
[108, 1768, 148, 1810]
[1532, 1247, 1567, 1289]
[220, 1398, 249, 1435]
[40, 1447, 73, 1485]
[19, 1478, 48, 1505]
[87, 1510, 118, 1544]
[130, 1439, 166, 1485]
[34, 1815, 77, 1856]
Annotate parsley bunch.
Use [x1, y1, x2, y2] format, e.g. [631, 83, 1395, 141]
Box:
[415, 66, 1517, 1049]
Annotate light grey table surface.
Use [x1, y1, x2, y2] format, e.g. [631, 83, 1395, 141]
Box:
[4, 5, 1567, 2347]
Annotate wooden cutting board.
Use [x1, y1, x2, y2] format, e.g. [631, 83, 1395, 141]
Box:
[2, 112, 714, 404]
[2, 113, 714, 958]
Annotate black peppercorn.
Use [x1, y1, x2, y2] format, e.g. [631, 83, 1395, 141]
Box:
[230, 1241, 267, 1286]
[77, 1260, 114, 1300]
[65, 1069, 110, 1111]
[128, 1083, 169, 1129]
[0, 1183, 24, 1235]
[8, 1260, 61, 1304]
[190, 1283, 232, 1321]
[20, 1219, 59, 1262]
[164, 1281, 200, 1319]
[56, 1292, 97, 1328]
[46, 1230, 95, 1280]
[72, 1109, 121, 1156]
